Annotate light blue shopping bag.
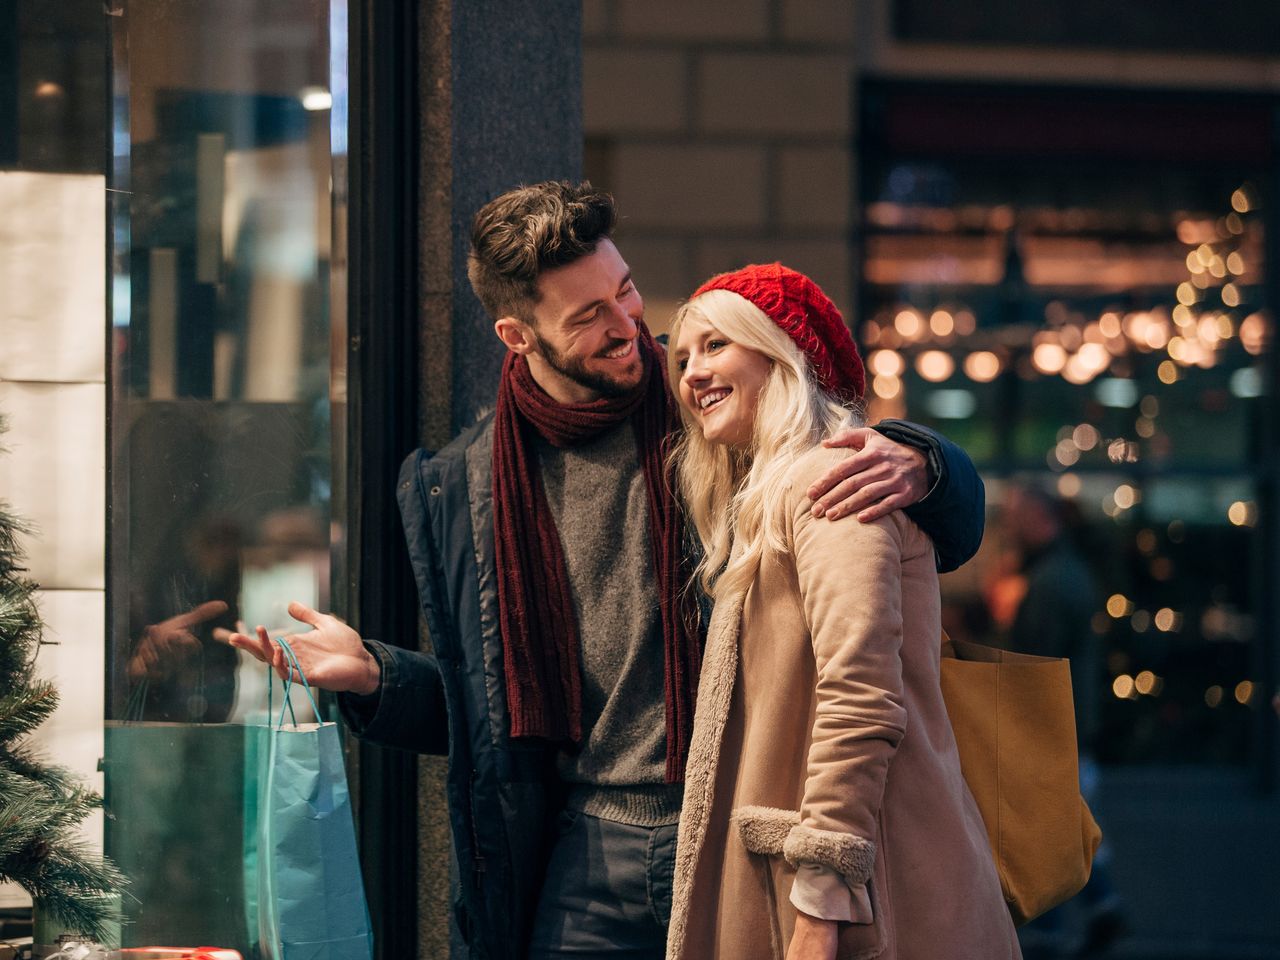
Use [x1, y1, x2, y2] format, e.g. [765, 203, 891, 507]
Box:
[257, 640, 374, 960]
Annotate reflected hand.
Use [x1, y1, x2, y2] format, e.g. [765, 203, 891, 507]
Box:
[808, 427, 929, 522]
[226, 601, 380, 696]
[786, 912, 838, 960]
[127, 599, 229, 683]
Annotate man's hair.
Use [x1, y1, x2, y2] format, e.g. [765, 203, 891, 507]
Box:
[467, 180, 617, 322]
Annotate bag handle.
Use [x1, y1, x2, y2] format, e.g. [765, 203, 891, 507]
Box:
[269, 637, 320, 729]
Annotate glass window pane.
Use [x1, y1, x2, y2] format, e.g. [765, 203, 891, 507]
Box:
[105, 0, 341, 950]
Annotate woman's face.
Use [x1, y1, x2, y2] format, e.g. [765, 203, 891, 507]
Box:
[673, 314, 773, 448]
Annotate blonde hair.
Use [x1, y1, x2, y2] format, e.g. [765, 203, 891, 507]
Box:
[666, 289, 863, 602]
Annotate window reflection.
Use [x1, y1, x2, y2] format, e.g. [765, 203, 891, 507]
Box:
[105, 0, 340, 951]
[110, 0, 334, 723]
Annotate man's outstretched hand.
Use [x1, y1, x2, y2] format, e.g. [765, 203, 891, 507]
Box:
[225, 601, 381, 696]
[807, 426, 930, 523]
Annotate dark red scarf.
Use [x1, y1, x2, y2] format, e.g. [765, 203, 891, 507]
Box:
[492, 325, 701, 782]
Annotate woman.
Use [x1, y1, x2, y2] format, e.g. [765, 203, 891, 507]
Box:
[664, 264, 1019, 960]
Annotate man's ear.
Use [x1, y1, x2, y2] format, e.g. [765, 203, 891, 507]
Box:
[494, 315, 535, 355]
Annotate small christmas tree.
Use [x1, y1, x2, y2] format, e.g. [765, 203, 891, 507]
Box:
[0, 418, 125, 942]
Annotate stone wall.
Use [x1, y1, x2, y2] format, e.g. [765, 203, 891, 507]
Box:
[583, 0, 859, 332]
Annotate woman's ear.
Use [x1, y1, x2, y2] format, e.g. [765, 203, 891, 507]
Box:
[494, 316, 535, 355]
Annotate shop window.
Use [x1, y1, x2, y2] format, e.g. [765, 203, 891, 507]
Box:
[103, 0, 345, 951]
[858, 81, 1275, 771]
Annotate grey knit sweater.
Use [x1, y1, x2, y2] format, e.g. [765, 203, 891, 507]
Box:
[537, 420, 683, 826]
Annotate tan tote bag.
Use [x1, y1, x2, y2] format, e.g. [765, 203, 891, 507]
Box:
[939, 634, 1103, 926]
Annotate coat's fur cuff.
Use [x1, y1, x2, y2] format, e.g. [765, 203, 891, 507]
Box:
[783, 824, 877, 888]
[732, 806, 800, 856]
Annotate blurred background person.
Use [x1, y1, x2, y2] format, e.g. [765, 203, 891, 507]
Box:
[999, 482, 1125, 959]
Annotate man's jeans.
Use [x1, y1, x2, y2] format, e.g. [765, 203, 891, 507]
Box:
[527, 810, 678, 959]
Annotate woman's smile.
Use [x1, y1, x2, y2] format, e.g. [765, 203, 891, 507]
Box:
[696, 387, 732, 411]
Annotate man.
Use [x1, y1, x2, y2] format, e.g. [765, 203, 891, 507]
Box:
[232, 181, 985, 959]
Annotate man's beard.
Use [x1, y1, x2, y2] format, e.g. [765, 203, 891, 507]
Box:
[533, 332, 644, 400]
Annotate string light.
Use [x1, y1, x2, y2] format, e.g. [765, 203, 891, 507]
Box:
[1227, 501, 1257, 527]
[865, 187, 1260, 418]
[1235, 681, 1255, 706]
[894, 310, 922, 338]
[1072, 424, 1100, 450]
[869, 349, 905, 377]
[872, 374, 902, 400]
[1107, 594, 1133, 618]
[963, 351, 1001, 382]
[1032, 342, 1068, 375]
[916, 350, 955, 382]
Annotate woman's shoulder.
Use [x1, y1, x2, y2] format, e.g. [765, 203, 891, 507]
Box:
[781, 445, 859, 521]
[784, 443, 850, 495]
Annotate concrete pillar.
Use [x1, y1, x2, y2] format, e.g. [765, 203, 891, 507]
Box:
[415, 2, 582, 954]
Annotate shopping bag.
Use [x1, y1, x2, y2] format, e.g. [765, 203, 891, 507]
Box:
[939, 634, 1103, 926]
[257, 640, 374, 960]
[103, 715, 258, 952]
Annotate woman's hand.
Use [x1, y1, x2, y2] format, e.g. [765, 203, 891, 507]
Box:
[786, 911, 839, 960]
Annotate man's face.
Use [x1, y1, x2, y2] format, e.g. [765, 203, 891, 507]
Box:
[524, 239, 645, 403]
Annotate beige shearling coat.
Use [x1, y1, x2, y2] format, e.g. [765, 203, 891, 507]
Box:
[667, 446, 1020, 960]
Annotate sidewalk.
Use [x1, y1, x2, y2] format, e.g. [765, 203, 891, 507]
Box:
[1048, 765, 1280, 960]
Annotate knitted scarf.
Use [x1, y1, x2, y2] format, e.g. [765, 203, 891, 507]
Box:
[492, 325, 701, 782]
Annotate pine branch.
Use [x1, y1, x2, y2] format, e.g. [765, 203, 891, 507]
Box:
[0, 787, 101, 846]
[0, 781, 46, 863]
[0, 783, 100, 864]
[0, 682, 59, 744]
[0, 502, 33, 545]
[0, 578, 43, 694]
[0, 504, 34, 583]
[0, 779, 125, 941]
[19, 838, 127, 944]
[2, 745, 83, 798]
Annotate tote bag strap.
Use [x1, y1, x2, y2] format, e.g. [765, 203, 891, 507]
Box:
[270, 637, 321, 729]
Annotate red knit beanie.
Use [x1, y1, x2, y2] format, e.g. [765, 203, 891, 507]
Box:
[692, 263, 865, 403]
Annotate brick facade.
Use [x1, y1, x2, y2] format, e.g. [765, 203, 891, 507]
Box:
[583, 0, 857, 331]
